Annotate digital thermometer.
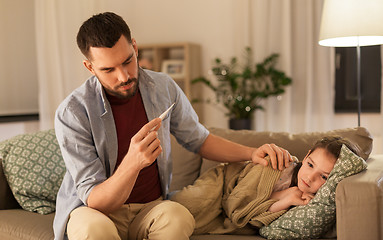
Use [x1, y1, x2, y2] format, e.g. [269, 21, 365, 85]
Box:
[150, 103, 175, 131]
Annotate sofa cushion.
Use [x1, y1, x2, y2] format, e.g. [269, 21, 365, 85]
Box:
[259, 145, 367, 239]
[169, 134, 203, 192]
[0, 209, 54, 240]
[1, 129, 65, 214]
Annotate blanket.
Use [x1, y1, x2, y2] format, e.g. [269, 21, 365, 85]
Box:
[171, 158, 288, 235]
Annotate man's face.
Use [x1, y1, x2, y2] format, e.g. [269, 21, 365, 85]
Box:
[84, 35, 139, 99]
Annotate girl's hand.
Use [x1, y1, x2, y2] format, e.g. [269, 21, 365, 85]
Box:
[268, 187, 311, 212]
[285, 187, 306, 206]
[301, 192, 315, 205]
[285, 187, 315, 206]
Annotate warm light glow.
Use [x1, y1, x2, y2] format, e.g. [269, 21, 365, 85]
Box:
[319, 0, 383, 47]
[319, 36, 383, 47]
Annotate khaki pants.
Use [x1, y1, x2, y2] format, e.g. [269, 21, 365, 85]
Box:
[67, 199, 195, 240]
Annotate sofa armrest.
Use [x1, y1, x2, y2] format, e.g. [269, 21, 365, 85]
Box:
[336, 155, 383, 240]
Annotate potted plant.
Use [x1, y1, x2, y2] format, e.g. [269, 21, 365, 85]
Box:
[192, 47, 292, 130]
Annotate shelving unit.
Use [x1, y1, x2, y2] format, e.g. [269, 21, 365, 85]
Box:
[138, 43, 201, 100]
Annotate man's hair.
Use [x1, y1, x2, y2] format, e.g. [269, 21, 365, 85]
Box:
[76, 12, 132, 59]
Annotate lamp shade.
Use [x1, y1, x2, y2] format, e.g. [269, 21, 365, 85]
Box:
[319, 0, 383, 47]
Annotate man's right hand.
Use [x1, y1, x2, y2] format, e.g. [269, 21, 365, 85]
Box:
[87, 118, 163, 214]
[122, 118, 163, 171]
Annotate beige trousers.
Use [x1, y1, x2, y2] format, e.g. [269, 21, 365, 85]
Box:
[67, 199, 195, 240]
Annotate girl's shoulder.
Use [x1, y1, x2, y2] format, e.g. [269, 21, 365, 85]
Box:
[273, 160, 298, 192]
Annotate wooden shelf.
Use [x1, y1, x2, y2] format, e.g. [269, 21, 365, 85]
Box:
[138, 43, 201, 100]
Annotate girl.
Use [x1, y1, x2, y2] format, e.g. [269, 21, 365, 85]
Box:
[268, 135, 361, 212]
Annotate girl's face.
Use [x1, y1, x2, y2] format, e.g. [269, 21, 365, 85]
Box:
[297, 148, 336, 195]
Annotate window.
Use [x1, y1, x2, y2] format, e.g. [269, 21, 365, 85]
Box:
[335, 46, 381, 113]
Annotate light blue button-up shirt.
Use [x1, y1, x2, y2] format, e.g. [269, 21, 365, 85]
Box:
[53, 68, 209, 240]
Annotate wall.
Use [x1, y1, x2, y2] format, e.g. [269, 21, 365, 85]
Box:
[1, 0, 382, 155]
[0, 121, 39, 142]
[0, 0, 38, 115]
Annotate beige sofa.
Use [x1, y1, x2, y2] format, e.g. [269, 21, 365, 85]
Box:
[0, 127, 382, 240]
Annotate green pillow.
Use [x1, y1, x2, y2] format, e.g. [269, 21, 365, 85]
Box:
[1, 129, 65, 214]
[259, 145, 367, 239]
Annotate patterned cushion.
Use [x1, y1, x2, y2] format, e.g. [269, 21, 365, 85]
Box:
[1, 129, 65, 214]
[259, 145, 367, 239]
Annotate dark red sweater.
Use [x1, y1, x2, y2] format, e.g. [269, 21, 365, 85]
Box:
[106, 90, 162, 203]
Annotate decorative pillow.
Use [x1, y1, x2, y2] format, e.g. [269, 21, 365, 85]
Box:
[1, 129, 65, 214]
[259, 144, 367, 239]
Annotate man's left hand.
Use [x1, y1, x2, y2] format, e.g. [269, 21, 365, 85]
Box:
[251, 143, 292, 170]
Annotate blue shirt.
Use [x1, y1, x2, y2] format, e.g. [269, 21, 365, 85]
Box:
[53, 68, 209, 240]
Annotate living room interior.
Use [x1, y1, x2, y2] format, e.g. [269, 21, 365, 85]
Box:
[0, 1, 382, 240]
[1, 0, 382, 155]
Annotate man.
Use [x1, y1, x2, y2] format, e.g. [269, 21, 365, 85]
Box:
[53, 12, 292, 240]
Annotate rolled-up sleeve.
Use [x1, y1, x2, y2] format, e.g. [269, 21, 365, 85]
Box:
[55, 102, 107, 205]
[168, 77, 209, 153]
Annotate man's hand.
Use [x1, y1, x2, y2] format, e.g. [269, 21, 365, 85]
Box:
[251, 143, 292, 170]
[87, 118, 163, 214]
[121, 118, 163, 171]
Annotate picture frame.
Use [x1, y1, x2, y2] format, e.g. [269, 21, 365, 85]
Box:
[161, 59, 185, 79]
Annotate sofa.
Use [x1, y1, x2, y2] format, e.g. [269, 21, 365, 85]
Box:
[0, 126, 382, 240]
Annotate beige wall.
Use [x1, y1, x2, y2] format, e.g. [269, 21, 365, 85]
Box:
[103, 0, 244, 128]
[0, 0, 382, 154]
[0, 0, 38, 115]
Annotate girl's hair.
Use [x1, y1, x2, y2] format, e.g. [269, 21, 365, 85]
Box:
[308, 135, 361, 159]
[290, 135, 362, 187]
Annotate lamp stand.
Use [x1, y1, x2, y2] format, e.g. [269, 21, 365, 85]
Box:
[356, 42, 361, 127]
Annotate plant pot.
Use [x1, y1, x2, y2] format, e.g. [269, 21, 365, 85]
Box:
[229, 118, 252, 130]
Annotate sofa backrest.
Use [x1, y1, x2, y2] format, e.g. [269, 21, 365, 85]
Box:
[0, 127, 373, 207]
[170, 127, 373, 192]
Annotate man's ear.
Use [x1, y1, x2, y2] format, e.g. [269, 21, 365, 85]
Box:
[132, 38, 138, 57]
[83, 60, 95, 74]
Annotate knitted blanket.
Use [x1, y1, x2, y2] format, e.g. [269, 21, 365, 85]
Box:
[171, 159, 287, 235]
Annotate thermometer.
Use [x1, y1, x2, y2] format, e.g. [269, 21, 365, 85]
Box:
[150, 103, 175, 131]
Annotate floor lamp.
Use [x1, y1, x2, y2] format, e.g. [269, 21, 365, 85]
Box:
[318, 0, 383, 127]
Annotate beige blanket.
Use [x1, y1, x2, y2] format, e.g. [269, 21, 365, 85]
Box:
[171, 159, 287, 235]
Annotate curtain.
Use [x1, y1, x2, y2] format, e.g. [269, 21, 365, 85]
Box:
[246, 0, 334, 133]
[34, 0, 104, 129]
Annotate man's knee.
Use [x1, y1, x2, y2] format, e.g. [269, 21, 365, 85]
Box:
[161, 201, 195, 226]
[67, 206, 120, 240]
[155, 201, 195, 234]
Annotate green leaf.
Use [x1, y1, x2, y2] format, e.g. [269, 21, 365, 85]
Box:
[191, 48, 292, 119]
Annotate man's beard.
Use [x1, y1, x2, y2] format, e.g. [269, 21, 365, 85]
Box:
[115, 78, 139, 99]
[96, 71, 140, 100]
